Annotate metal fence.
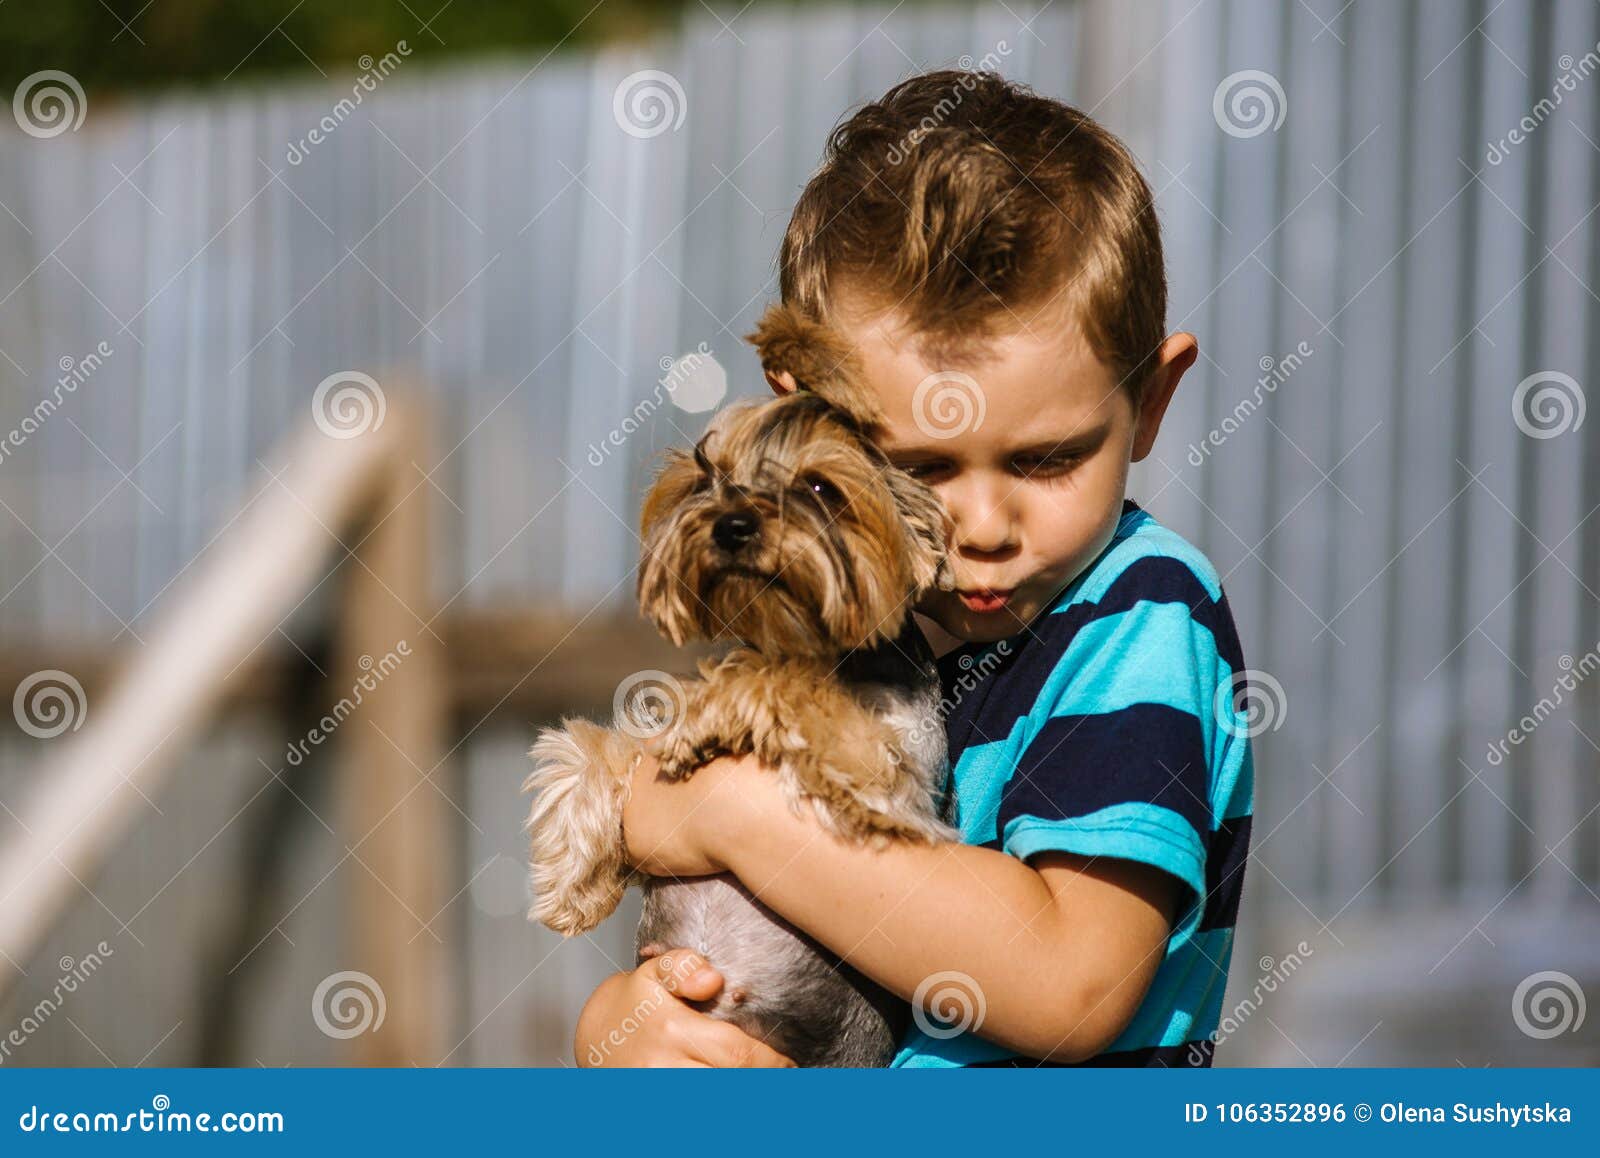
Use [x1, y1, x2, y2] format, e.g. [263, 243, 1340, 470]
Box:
[0, 0, 1596, 1066]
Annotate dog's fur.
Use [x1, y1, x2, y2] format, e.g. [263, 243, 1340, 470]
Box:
[524, 303, 958, 1066]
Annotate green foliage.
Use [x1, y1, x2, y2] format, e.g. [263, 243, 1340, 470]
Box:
[0, 0, 688, 95]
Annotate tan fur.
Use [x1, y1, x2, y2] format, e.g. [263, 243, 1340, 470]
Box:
[745, 302, 882, 428]
[636, 392, 949, 656]
[523, 720, 646, 933]
[527, 338, 955, 938]
[655, 651, 952, 845]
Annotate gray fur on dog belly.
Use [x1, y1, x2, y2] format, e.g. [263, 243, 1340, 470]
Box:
[632, 620, 947, 1068]
[637, 877, 907, 1067]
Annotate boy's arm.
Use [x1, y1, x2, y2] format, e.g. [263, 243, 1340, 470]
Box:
[624, 754, 1182, 1063]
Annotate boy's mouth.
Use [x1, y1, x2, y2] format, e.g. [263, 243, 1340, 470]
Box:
[956, 587, 1014, 614]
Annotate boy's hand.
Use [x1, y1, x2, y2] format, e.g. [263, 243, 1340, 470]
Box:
[574, 949, 795, 1067]
[623, 753, 774, 878]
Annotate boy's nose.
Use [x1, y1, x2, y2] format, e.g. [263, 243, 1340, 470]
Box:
[949, 483, 1017, 555]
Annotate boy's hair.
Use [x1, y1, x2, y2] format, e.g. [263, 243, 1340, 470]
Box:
[779, 70, 1166, 400]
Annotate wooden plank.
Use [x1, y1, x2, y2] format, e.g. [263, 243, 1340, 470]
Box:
[0, 610, 701, 728]
[335, 405, 449, 1065]
[0, 407, 403, 999]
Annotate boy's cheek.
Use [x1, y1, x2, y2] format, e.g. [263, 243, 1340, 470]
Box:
[913, 593, 989, 647]
[913, 588, 964, 631]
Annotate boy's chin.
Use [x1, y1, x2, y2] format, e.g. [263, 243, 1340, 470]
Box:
[919, 591, 1037, 644]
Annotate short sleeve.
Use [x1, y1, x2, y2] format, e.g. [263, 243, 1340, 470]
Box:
[996, 559, 1238, 916]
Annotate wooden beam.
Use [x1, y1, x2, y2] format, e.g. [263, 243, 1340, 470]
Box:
[0, 614, 707, 726]
[334, 407, 449, 1066]
[0, 411, 399, 1001]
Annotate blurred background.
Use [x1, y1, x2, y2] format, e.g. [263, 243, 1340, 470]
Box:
[0, 0, 1596, 1068]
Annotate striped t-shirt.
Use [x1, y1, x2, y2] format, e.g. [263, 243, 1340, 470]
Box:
[893, 500, 1254, 1068]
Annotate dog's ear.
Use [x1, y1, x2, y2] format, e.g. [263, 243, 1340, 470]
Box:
[638, 447, 700, 543]
[636, 446, 707, 646]
[746, 302, 881, 428]
[886, 467, 954, 596]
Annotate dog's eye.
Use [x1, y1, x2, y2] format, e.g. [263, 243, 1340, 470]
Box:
[804, 474, 843, 505]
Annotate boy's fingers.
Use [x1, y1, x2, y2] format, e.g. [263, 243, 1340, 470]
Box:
[694, 1021, 796, 1068]
[645, 949, 794, 1066]
[652, 949, 724, 1001]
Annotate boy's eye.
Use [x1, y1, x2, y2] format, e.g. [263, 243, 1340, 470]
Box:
[1014, 453, 1082, 479]
[894, 460, 953, 484]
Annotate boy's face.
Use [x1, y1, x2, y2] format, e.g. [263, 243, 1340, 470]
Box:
[822, 302, 1188, 644]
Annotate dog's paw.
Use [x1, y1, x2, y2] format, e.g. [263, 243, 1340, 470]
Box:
[655, 730, 731, 781]
[654, 733, 697, 781]
[891, 811, 961, 845]
[524, 719, 642, 935]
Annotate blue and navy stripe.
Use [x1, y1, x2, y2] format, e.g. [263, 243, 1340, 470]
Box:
[892, 501, 1254, 1069]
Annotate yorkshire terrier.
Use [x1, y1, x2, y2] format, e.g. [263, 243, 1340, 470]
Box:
[523, 303, 957, 1066]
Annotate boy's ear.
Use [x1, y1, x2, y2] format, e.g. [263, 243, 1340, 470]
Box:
[1132, 332, 1198, 463]
[746, 302, 881, 427]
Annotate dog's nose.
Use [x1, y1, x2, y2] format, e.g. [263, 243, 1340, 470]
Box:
[712, 511, 759, 552]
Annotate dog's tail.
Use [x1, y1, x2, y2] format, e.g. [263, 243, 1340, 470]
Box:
[524, 719, 645, 935]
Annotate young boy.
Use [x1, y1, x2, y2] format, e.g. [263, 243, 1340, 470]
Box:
[573, 70, 1253, 1067]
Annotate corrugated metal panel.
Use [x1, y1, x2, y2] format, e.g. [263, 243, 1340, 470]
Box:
[0, 1, 1595, 1066]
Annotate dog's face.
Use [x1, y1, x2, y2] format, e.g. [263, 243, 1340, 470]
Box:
[637, 391, 951, 656]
